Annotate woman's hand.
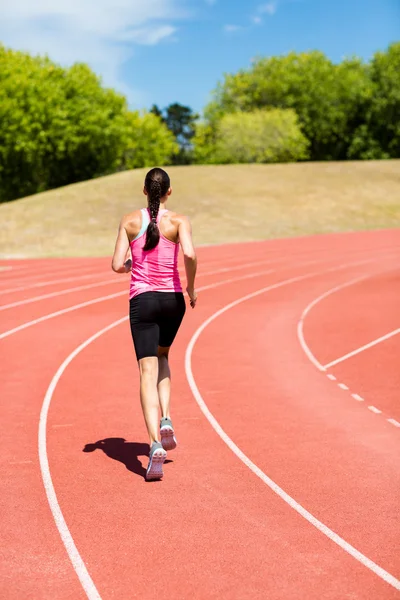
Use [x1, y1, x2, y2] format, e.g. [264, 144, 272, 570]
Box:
[186, 287, 197, 308]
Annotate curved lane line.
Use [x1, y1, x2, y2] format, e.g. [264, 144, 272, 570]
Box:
[185, 270, 400, 592]
[39, 318, 127, 600]
[0, 271, 109, 297]
[0, 291, 126, 340]
[324, 328, 400, 369]
[0, 278, 125, 311]
[297, 274, 371, 371]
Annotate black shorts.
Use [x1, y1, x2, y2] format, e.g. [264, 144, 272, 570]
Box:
[129, 292, 186, 360]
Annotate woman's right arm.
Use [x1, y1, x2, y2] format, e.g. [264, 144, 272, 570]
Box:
[178, 216, 197, 308]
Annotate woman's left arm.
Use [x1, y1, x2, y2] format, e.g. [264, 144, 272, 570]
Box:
[112, 218, 132, 273]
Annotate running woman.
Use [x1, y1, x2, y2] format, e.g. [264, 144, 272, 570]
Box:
[112, 168, 197, 481]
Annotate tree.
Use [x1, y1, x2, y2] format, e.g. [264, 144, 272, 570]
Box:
[0, 46, 176, 202]
[120, 112, 178, 169]
[150, 103, 199, 164]
[349, 42, 400, 159]
[193, 109, 309, 164]
[205, 50, 374, 161]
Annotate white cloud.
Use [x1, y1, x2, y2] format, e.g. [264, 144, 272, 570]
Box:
[223, 24, 244, 33]
[258, 2, 277, 15]
[252, 16, 263, 25]
[0, 0, 188, 106]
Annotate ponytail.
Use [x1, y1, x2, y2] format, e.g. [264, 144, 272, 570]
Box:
[143, 168, 170, 251]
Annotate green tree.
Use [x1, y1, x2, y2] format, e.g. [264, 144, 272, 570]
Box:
[194, 109, 309, 164]
[120, 111, 178, 169]
[0, 46, 175, 202]
[150, 103, 199, 164]
[206, 51, 373, 161]
[348, 42, 400, 159]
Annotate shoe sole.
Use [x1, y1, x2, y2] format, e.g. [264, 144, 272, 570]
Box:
[146, 448, 167, 481]
[160, 426, 177, 451]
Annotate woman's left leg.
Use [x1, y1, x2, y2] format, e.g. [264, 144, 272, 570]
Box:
[138, 357, 160, 446]
[157, 346, 171, 418]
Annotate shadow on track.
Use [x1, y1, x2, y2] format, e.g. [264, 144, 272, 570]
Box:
[83, 437, 172, 481]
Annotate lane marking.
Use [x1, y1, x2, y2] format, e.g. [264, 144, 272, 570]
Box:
[0, 270, 109, 296]
[352, 394, 364, 402]
[0, 278, 125, 311]
[387, 419, 400, 428]
[327, 374, 336, 381]
[185, 273, 400, 592]
[297, 273, 371, 371]
[368, 406, 382, 415]
[0, 264, 104, 292]
[297, 267, 400, 426]
[39, 320, 125, 600]
[0, 291, 126, 340]
[324, 328, 400, 369]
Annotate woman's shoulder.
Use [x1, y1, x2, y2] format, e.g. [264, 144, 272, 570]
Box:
[164, 210, 190, 225]
[121, 209, 145, 238]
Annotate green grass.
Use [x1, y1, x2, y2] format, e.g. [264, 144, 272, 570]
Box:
[1, 161, 399, 258]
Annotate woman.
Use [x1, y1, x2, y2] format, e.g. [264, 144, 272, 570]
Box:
[112, 167, 197, 481]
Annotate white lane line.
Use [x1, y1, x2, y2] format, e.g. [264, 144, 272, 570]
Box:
[0, 290, 126, 340]
[327, 374, 337, 381]
[387, 419, 400, 428]
[0, 270, 109, 296]
[368, 406, 382, 415]
[39, 319, 125, 600]
[0, 262, 104, 287]
[338, 383, 349, 391]
[352, 394, 364, 402]
[185, 279, 400, 592]
[324, 328, 400, 369]
[0, 278, 126, 311]
[297, 273, 371, 371]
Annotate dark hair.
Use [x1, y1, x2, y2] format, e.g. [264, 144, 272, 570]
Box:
[143, 167, 170, 251]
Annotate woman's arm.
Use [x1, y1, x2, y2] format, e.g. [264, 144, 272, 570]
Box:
[112, 218, 132, 273]
[178, 216, 197, 308]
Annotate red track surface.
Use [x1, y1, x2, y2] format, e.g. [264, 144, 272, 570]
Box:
[1, 230, 399, 599]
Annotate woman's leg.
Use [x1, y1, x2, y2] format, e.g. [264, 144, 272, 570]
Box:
[138, 356, 160, 446]
[157, 346, 171, 418]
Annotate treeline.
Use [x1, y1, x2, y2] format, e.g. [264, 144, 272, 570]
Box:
[0, 46, 177, 202]
[195, 42, 400, 164]
[0, 43, 399, 202]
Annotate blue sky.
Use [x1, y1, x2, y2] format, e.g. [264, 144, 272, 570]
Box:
[0, 0, 398, 114]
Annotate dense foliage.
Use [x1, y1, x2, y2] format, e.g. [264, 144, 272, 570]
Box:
[194, 108, 309, 164]
[195, 43, 400, 163]
[0, 46, 177, 202]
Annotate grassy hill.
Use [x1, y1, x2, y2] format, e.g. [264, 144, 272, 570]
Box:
[1, 161, 399, 258]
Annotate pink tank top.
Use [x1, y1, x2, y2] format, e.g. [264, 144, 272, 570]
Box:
[129, 208, 182, 300]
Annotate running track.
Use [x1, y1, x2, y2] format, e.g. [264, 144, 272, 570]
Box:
[1, 230, 399, 599]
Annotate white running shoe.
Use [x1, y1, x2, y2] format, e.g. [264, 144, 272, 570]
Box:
[160, 417, 177, 451]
